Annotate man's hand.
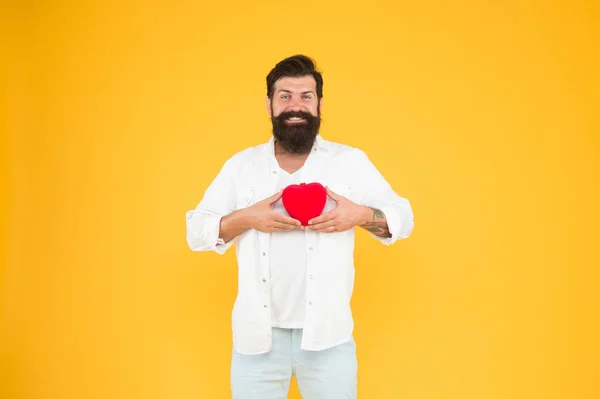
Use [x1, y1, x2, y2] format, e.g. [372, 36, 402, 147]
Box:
[244, 189, 303, 233]
[307, 187, 370, 233]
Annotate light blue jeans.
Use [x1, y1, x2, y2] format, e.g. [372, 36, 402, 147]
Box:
[231, 328, 358, 398]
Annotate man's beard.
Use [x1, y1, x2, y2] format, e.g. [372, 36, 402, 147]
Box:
[271, 110, 321, 154]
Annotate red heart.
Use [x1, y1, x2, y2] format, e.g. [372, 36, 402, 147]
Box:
[282, 182, 327, 226]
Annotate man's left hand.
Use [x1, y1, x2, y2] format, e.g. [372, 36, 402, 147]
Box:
[307, 187, 368, 233]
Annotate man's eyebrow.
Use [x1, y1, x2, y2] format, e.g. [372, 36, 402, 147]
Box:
[277, 89, 316, 94]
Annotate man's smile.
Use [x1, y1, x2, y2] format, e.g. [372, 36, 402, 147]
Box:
[284, 116, 307, 125]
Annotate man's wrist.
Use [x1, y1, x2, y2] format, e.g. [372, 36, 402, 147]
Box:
[221, 207, 254, 236]
[236, 207, 255, 231]
[357, 205, 373, 226]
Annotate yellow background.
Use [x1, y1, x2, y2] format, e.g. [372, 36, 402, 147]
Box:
[2, 1, 599, 398]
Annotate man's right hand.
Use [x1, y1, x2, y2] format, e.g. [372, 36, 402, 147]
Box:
[219, 190, 302, 244]
[243, 189, 303, 233]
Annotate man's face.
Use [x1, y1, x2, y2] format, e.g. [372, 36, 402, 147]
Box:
[267, 76, 322, 154]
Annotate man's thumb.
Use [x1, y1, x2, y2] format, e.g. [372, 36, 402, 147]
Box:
[269, 188, 284, 203]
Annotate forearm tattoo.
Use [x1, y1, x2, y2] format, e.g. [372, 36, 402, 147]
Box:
[361, 207, 391, 238]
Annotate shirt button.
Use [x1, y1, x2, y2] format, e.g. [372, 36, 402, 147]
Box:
[262, 278, 267, 282]
[264, 304, 268, 308]
[262, 252, 266, 256]
[272, 170, 277, 174]
[308, 247, 313, 251]
[308, 301, 313, 306]
[309, 274, 314, 279]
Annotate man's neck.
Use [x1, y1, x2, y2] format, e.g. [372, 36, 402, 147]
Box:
[273, 140, 312, 174]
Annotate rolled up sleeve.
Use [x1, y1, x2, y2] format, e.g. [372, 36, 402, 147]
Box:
[353, 149, 414, 245]
[186, 158, 237, 254]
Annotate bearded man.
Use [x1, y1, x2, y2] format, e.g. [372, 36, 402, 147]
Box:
[186, 55, 414, 399]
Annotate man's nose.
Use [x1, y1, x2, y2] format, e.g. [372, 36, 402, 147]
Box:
[288, 99, 304, 111]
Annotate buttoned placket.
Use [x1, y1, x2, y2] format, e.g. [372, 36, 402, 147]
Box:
[305, 230, 317, 307]
[258, 156, 283, 341]
[259, 230, 271, 317]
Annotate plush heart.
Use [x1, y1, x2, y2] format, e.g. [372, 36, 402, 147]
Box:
[282, 182, 327, 226]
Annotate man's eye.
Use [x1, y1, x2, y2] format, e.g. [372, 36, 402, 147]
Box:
[281, 95, 290, 99]
[303, 95, 312, 99]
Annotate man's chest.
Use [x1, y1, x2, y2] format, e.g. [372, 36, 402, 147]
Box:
[276, 154, 308, 175]
[233, 157, 361, 209]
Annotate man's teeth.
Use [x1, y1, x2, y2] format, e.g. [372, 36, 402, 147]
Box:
[288, 117, 303, 120]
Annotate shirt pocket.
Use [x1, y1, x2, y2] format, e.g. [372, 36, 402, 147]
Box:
[236, 181, 273, 210]
[328, 182, 361, 204]
[236, 187, 255, 209]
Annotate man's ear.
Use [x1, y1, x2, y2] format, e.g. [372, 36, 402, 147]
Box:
[266, 97, 272, 117]
[319, 98, 324, 112]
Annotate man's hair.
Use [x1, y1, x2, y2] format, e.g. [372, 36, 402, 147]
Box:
[266, 55, 323, 100]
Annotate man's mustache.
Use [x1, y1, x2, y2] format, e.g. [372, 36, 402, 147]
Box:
[275, 111, 317, 120]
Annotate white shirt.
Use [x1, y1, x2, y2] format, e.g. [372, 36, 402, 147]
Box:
[186, 135, 414, 354]
[269, 169, 308, 328]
